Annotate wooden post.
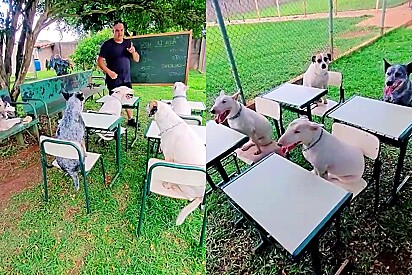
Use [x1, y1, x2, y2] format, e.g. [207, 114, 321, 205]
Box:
[334, 0, 338, 15]
[254, 0, 261, 19]
[303, 0, 307, 17]
[276, 0, 281, 17]
[376, 0, 380, 12]
[380, 0, 387, 35]
[198, 37, 206, 74]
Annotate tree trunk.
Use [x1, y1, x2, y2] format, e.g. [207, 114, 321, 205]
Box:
[15, 21, 28, 81]
[11, 0, 38, 101]
[0, 32, 7, 89]
[15, 2, 33, 81]
[4, 1, 23, 79]
[11, 1, 55, 101]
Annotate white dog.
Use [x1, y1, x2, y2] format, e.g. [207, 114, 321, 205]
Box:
[278, 117, 364, 184]
[99, 86, 134, 116]
[303, 52, 331, 104]
[210, 91, 276, 155]
[0, 97, 22, 131]
[147, 100, 205, 225]
[171, 82, 191, 116]
[96, 86, 133, 140]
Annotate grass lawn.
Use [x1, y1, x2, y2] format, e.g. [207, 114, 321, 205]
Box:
[206, 16, 380, 107]
[0, 70, 206, 274]
[226, 0, 408, 20]
[207, 27, 412, 274]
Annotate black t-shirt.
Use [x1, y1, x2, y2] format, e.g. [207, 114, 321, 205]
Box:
[99, 38, 133, 88]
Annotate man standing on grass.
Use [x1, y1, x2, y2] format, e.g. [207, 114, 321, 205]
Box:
[97, 20, 139, 127]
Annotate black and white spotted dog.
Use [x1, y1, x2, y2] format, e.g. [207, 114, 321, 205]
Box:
[56, 92, 86, 190]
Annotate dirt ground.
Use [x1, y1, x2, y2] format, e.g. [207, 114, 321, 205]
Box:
[0, 144, 41, 209]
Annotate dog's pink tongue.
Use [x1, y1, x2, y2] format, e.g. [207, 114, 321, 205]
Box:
[214, 114, 223, 124]
[280, 143, 298, 156]
[385, 86, 393, 96]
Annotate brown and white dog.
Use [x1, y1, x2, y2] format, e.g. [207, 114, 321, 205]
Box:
[303, 52, 331, 103]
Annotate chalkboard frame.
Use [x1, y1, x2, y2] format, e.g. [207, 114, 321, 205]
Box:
[127, 30, 192, 86]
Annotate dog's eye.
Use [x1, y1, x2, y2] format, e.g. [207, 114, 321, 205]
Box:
[394, 72, 401, 77]
[222, 100, 227, 104]
[317, 59, 322, 63]
[294, 130, 300, 134]
[387, 72, 391, 76]
[323, 57, 328, 62]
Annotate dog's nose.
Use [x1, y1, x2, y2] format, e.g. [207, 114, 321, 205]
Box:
[321, 64, 326, 69]
[386, 81, 393, 86]
[210, 109, 216, 114]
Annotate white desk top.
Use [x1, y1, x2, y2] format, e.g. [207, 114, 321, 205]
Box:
[82, 112, 122, 131]
[328, 96, 412, 141]
[96, 95, 140, 107]
[161, 99, 206, 111]
[145, 121, 206, 145]
[223, 153, 351, 257]
[262, 83, 327, 108]
[206, 121, 249, 164]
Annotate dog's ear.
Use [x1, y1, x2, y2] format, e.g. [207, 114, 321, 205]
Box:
[309, 121, 321, 131]
[219, 90, 226, 96]
[76, 92, 85, 102]
[184, 85, 189, 92]
[311, 55, 316, 63]
[62, 92, 71, 101]
[148, 101, 158, 116]
[383, 58, 392, 72]
[231, 92, 240, 101]
[406, 61, 412, 76]
[327, 53, 332, 61]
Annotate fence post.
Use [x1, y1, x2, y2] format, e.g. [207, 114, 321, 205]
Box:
[380, 0, 387, 35]
[211, 0, 246, 104]
[303, 0, 307, 17]
[254, 0, 261, 19]
[334, 0, 338, 15]
[275, 0, 281, 17]
[329, 0, 334, 59]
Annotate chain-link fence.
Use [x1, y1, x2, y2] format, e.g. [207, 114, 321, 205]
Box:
[206, 0, 410, 106]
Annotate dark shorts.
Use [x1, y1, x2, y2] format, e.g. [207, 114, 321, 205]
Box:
[107, 82, 133, 95]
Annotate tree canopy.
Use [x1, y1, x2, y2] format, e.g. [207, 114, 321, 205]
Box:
[62, 0, 205, 38]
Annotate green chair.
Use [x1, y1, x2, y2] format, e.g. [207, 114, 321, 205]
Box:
[39, 135, 106, 214]
[136, 158, 207, 247]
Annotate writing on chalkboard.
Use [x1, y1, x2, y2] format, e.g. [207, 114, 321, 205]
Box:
[128, 30, 192, 85]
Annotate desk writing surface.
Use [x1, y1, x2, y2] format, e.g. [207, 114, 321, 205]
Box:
[263, 83, 327, 108]
[224, 153, 351, 256]
[328, 96, 412, 140]
[206, 121, 248, 164]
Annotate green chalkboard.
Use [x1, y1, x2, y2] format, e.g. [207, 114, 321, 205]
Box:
[128, 31, 192, 86]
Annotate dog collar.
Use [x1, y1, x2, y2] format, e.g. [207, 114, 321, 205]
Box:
[158, 121, 185, 136]
[228, 103, 242, 120]
[173, 95, 187, 99]
[302, 129, 323, 152]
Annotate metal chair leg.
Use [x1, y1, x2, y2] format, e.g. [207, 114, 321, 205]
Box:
[82, 170, 91, 214]
[199, 196, 207, 247]
[100, 157, 106, 185]
[136, 180, 149, 237]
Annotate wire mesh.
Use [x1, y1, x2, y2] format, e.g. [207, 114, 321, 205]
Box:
[206, 0, 409, 107]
